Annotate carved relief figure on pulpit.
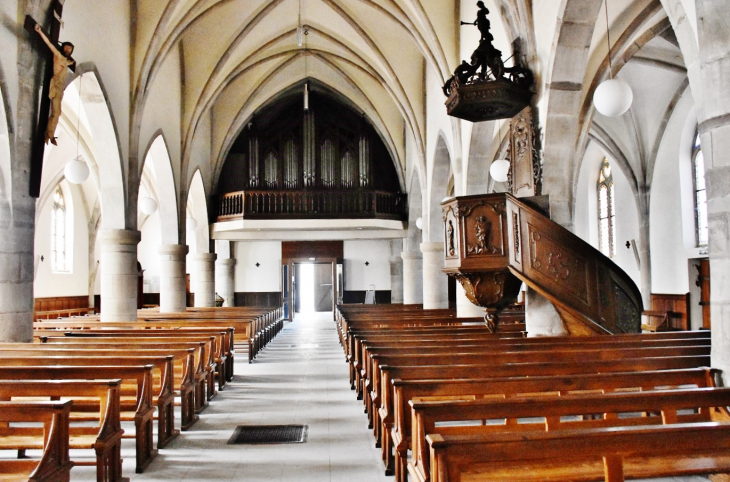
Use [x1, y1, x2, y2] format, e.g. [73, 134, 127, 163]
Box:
[447, 220, 456, 256]
[34, 23, 75, 145]
[468, 215, 495, 254]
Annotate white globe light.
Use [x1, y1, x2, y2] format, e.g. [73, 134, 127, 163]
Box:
[593, 78, 633, 117]
[64, 157, 89, 184]
[415, 217, 423, 230]
[140, 197, 158, 215]
[490, 159, 511, 183]
[187, 217, 198, 230]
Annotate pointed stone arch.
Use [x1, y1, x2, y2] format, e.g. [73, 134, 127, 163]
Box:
[140, 133, 179, 245]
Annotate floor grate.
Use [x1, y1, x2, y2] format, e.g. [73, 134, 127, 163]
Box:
[228, 425, 308, 445]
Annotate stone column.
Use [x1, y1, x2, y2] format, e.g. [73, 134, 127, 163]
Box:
[99, 229, 141, 322]
[216, 258, 236, 307]
[525, 287, 567, 336]
[421, 242, 448, 309]
[456, 283, 484, 318]
[190, 253, 217, 307]
[0, 198, 35, 342]
[389, 255, 404, 304]
[697, 0, 730, 379]
[401, 251, 423, 304]
[158, 244, 188, 313]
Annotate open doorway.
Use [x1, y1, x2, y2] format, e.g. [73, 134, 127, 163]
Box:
[293, 263, 334, 314]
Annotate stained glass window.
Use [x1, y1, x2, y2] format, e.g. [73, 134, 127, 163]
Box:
[597, 159, 615, 258]
[51, 185, 68, 272]
[693, 132, 708, 246]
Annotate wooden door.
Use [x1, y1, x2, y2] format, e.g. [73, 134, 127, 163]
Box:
[698, 259, 711, 329]
[314, 263, 333, 312]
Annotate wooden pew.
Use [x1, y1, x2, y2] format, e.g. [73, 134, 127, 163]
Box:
[0, 347, 198, 430]
[418, 388, 730, 482]
[0, 365, 155, 473]
[0, 401, 74, 482]
[38, 337, 217, 404]
[357, 332, 711, 400]
[0, 355, 177, 446]
[365, 344, 710, 436]
[33, 324, 233, 385]
[386, 367, 718, 482]
[0, 380, 125, 482]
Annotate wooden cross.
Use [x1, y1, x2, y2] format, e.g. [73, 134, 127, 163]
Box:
[24, 0, 76, 198]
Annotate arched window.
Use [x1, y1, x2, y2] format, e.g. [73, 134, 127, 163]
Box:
[693, 132, 708, 246]
[597, 158, 615, 258]
[51, 185, 68, 272]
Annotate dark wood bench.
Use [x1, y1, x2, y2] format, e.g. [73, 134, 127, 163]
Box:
[386, 367, 719, 482]
[39, 337, 217, 405]
[365, 344, 710, 435]
[0, 347, 198, 430]
[0, 355, 177, 446]
[0, 365, 155, 473]
[0, 401, 74, 482]
[0, 380, 125, 482]
[418, 388, 730, 482]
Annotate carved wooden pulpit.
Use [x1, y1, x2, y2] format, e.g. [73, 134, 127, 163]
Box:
[442, 193, 642, 335]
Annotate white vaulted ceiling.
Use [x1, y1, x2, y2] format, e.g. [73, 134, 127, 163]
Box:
[131, 0, 462, 190]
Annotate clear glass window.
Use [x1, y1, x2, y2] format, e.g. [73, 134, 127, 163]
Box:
[51, 185, 68, 272]
[597, 159, 615, 258]
[693, 132, 708, 246]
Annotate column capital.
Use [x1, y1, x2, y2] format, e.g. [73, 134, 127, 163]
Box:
[401, 251, 422, 260]
[158, 244, 189, 256]
[420, 242, 444, 253]
[189, 253, 217, 262]
[99, 229, 141, 246]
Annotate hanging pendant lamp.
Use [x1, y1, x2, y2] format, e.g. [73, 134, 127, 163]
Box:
[65, 77, 90, 184]
[593, 1, 633, 117]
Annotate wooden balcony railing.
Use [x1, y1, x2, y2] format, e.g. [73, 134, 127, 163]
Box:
[217, 190, 407, 221]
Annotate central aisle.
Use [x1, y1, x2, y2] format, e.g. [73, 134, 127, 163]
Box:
[119, 312, 390, 482]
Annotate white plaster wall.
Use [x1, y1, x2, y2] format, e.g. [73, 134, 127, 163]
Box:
[234, 241, 281, 292]
[64, 0, 131, 164]
[138, 51, 182, 185]
[138, 212, 162, 294]
[34, 182, 89, 297]
[575, 142, 641, 288]
[649, 91, 698, 295]
[343, 240, 392, 292]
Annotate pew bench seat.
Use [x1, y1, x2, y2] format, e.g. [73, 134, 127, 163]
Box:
[0, 401, 73, 482]
[426, 423, 730, 482]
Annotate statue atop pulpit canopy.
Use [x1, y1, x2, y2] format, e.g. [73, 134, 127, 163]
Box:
[443, 2, 533, 121]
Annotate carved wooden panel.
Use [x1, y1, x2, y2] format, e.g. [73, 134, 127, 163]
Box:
[444, 208, 459, 260]
[525, 223, 590, 307]
[509, 107, 536, 197]
[458, 200, 506, 258]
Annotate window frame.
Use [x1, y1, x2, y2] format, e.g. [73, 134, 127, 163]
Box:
[692, 131, 708, 247]
[51, 185, 69, 273]
[597, 158, 616, 258]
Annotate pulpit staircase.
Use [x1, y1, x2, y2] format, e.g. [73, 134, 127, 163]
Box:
[442, 193, 642, 335]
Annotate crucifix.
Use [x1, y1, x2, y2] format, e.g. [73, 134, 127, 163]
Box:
[24, 0, 76, 198]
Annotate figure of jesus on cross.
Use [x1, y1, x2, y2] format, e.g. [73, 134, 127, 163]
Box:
[33, 22, 74, 146]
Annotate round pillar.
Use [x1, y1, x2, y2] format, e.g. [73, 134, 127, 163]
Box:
[216, 258, 236, 307]
[401, 251, 423, 305]
[0, 198, 35, 342]
[420, 242, 448, 310]
[456, 283, 484, 318]
[190, 253, 217, 307]
[158, 244, 188, 313]
[389, 255, 404, 304]
[99, 229, 141, 322]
